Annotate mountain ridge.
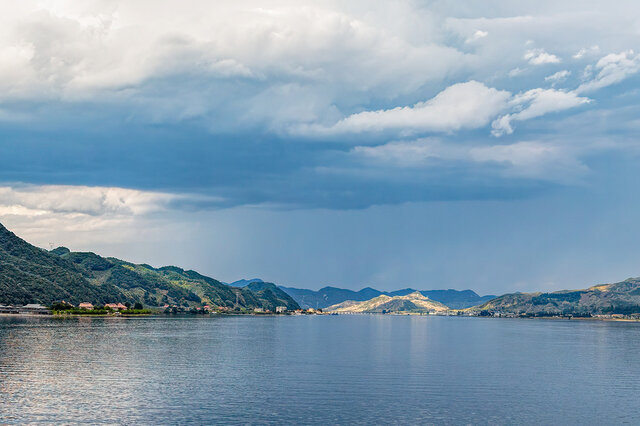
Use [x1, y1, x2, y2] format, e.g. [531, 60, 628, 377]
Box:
[0, 222, 299, 310]
[469, 278, 640, 317]
[279, 285, 495, 309]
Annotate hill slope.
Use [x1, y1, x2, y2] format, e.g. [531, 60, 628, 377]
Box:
[469, 278, 640, 316]
[0, 222, 299, 310]
[245, 281, 300, 311]
[326, 292, 450, 314]
[0, 223, 126, 305]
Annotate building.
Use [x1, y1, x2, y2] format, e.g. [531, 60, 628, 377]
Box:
[79, 302, 94, 310]
[275, 306, 287, 313]
[20, 304, 51, 315]
[0, 305, 19, 314]
[105, 303, 127, 310]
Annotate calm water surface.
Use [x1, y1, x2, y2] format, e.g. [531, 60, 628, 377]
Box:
[1, 315, 639, 425]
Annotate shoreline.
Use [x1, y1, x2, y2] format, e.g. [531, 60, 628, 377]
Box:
[0, 312, 316, 319]
[322, 312, 640, 322]
[2, 311, 639, 322]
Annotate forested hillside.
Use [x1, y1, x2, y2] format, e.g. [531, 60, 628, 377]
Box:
[0, 222, 299, 310]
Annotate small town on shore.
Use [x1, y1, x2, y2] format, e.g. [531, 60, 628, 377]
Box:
[2, 300, 639, 321]
[0, 301, 149, 316]
[0, 301, 325, 316]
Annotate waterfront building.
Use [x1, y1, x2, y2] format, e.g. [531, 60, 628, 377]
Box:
[105, 303, 127, 310]
[20, 304, 51, 314]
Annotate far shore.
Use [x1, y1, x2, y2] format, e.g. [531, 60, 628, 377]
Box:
[322, 312, 640, 322]
[2, 311, 640, 323]
[0, 311, 316, 318]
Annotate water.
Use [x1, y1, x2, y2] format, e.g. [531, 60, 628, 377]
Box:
[1, 315, 639, 425]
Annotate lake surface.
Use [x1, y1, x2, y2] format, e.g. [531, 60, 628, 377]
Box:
[1, 315, 639, 425]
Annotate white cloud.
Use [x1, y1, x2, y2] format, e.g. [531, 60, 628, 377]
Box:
[0, 184, 226, 249]
[0, 1, 637, 136]
[352, 139, 456, 166]
[465, 30, 488, 43]
[0, 185, 181, 216]
[350, 138, 588, 182]
[573, 45, 600, 59]
[300, 81, 511, 135]
[0, 1, 465, 103]
[508, 67, 525, 77]
[301, 82, 590, 138]
[492, 89, 590, 136]
[576, 50, 640, 93]
[545, 70, 571, 85]
[469, 141, 588, 180]
[524, 48, 561, 65]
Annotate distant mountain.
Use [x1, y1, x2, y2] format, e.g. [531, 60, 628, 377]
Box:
[279, 286, 382, 309]
[279, 285, 494, 309]
[326, 292, 449, 314]
[0, 222, 299, 310]
[414, 290, 495, 309]
[469, 278, 640, 317]
[230, 278, 264, 286]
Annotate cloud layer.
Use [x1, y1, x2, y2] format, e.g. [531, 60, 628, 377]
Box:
[0, 185, 180, 216]
[0, 0, 639, 212]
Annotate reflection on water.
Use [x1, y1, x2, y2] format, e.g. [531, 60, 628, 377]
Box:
[1, 315, 640, 425]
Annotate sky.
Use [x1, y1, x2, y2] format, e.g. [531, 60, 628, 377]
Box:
[1, 0, 640, 295]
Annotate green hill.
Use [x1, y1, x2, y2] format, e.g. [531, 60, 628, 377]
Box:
[245, 281, 300, 311]
[0, 222, 299, 310]
[0, 223, 124, 305]
[469, 278, 640, 317]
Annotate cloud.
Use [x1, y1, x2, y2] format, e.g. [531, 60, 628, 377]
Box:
[302, 82, 590, 139]
[469, 141, 588, 180]
[576, 50, 640, 93]
[0, 0, 638, 214]
[508, 67, 525, 77]
[492, 89, 590, 136]
[524, 49, 561, 65]
[0, 185, 183, 216]
[465, 30, 488, 43]
[545, 70, 571, 85]
[0, 2, 465, 107]
[350, 138, 588, 183]
[352, 139, 456, 166]
[573, 45, 600, 59]
[0, 0, 637, 137]
[0, 184, 229, 249]
[299, 81, 511, 135]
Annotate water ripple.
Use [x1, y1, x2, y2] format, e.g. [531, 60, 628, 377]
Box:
[0, 316, 639, 425]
